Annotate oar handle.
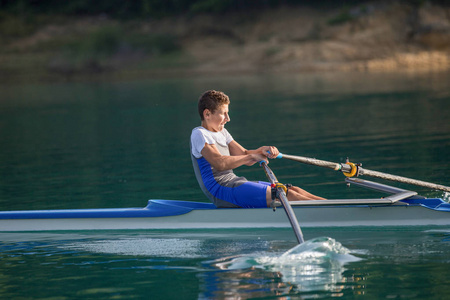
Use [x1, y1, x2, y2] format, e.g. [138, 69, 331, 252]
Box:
[258, 151, 282, 165]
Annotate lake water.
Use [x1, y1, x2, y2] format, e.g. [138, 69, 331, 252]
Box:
[0, 72, 449, 299]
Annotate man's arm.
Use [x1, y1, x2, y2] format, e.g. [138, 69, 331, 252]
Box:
[228, 141, 280, 159]
[201, 143, 267, 171]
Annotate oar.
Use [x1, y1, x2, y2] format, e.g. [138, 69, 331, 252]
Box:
[260, 161, 304, 244]
[276, 153, 450, 193]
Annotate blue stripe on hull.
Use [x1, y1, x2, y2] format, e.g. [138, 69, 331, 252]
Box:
[0, 198, 448, 220]
[0, 200, 217, 220]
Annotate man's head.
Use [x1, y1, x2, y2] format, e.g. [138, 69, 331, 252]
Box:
[198, 90, 230, 121]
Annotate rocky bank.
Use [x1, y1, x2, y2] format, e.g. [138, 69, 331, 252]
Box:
[2, 1, 449, 80]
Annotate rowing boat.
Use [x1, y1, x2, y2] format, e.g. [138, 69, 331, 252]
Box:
[1, 178, 449, 232]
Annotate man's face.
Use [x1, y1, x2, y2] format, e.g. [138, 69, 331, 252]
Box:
[205, 104, 230, 132]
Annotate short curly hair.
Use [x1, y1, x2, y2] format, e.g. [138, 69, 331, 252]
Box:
[198, 90, 230, 120]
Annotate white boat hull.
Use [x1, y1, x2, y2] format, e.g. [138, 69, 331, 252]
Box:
[1, 200, 449, 232]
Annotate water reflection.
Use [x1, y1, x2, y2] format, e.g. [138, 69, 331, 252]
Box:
[64, 238, 204, 258]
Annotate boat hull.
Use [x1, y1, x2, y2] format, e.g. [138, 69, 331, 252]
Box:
[0, 199, 449, 231]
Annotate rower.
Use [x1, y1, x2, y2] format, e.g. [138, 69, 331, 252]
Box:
[190, 90, 324, 209]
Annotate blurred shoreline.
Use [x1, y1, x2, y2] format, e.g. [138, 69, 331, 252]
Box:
[1, 2, 449, 83]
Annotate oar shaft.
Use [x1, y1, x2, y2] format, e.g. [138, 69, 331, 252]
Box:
[280, 154, 346, 171]
[359, 168, 450, 193]
[279, 153, 450, 193]
[261, 162, 304, 244]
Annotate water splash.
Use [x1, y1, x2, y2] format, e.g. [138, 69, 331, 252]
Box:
[214, 237, 361, 292]
[443, 191, 450, 203]
[424, 190, 450, 203]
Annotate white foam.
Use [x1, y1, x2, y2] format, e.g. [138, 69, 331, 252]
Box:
[214, 237, 361, 291]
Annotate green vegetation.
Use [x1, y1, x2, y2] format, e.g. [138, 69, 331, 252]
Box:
[0, 14, 183, 77]
[327, 8, 354, 26]
[52, 29, 181, 74]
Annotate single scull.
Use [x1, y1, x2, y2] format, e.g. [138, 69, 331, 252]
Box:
[0, 178, 449, 232]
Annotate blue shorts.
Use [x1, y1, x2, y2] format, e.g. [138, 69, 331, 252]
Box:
[230, 181, 270, 208]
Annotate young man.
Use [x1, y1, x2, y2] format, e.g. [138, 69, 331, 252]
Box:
[190, 90, 324, 208]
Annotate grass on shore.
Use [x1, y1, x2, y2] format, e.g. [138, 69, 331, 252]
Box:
[0, 14, 190, 82]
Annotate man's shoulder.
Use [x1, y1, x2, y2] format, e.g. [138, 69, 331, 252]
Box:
[192, 127, 232, 141]
[192, 126, 207, 137]
[191, 127, 212, 143]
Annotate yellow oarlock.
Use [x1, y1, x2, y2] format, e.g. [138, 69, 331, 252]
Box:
[271, 182, 288, 193]
[343, 162, 358, 177]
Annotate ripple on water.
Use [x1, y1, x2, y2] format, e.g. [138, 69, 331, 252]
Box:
[63, 238, 203, 258]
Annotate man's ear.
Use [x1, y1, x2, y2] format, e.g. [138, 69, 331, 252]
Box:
[203, 109, 211, 119]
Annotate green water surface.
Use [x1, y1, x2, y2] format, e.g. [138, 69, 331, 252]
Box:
[0, 72, 449, 299]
